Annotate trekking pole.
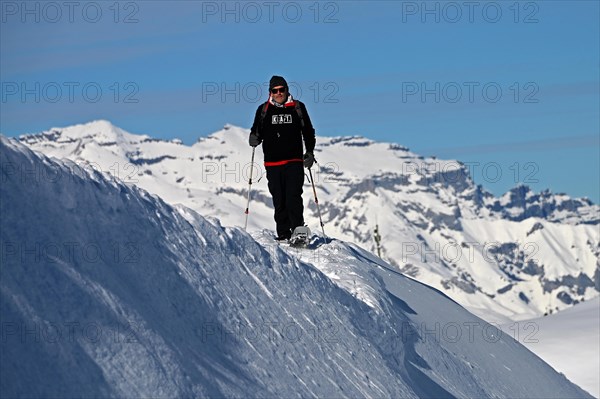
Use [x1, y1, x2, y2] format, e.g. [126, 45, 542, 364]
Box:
[307, 166, 326, 238]
[243, 147, 256, 231]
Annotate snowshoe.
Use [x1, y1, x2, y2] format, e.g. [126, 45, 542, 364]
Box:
[289, 226, 310, 248]
[275, 234, 291, 242]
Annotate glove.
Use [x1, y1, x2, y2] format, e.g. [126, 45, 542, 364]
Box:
[249, 133, 261, 147]
[303, 152, 315, 169]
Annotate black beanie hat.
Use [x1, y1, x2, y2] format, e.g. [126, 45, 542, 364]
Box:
[269, 75, 288, 90]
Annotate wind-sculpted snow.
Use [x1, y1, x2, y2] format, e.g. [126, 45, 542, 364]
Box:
[1, 136, 593, 397]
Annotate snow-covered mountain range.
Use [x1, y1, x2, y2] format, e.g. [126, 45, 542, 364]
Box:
[1, 135, 593, 398]
[17, 120, 600, 323]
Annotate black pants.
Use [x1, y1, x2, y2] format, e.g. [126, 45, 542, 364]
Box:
[266, 162, 304, 238]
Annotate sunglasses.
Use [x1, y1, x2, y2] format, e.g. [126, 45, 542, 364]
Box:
[270, 87, 287, 94]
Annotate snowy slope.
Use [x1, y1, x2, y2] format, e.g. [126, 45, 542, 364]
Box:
[18, 120, 600, 323]
[1, 136, 593, 398]
[503, 298, 600, 397]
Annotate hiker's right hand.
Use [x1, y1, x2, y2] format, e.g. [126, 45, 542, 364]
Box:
[249, 133, 262, 147]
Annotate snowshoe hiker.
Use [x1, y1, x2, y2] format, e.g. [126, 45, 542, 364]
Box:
[248, 75, 316, 242]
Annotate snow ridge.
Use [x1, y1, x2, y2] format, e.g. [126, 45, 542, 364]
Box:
[1, 135, 593, 398]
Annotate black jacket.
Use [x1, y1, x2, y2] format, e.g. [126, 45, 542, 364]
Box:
[250, 99, 316, 165]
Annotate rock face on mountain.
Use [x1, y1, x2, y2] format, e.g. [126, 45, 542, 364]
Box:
[18, 120, 600, 322]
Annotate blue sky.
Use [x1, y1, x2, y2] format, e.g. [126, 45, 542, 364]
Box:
[1, 1, 598, 202]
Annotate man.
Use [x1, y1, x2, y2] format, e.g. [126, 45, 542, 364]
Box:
[249, 75, 316, 242]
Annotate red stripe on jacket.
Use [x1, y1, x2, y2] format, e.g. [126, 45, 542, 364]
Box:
[264, 159, 303, 167]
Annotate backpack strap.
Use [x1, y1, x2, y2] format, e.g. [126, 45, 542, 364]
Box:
[260, 101, 269, 121]
[258, 101, 270, 137]
[294, 101, 305, 129]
